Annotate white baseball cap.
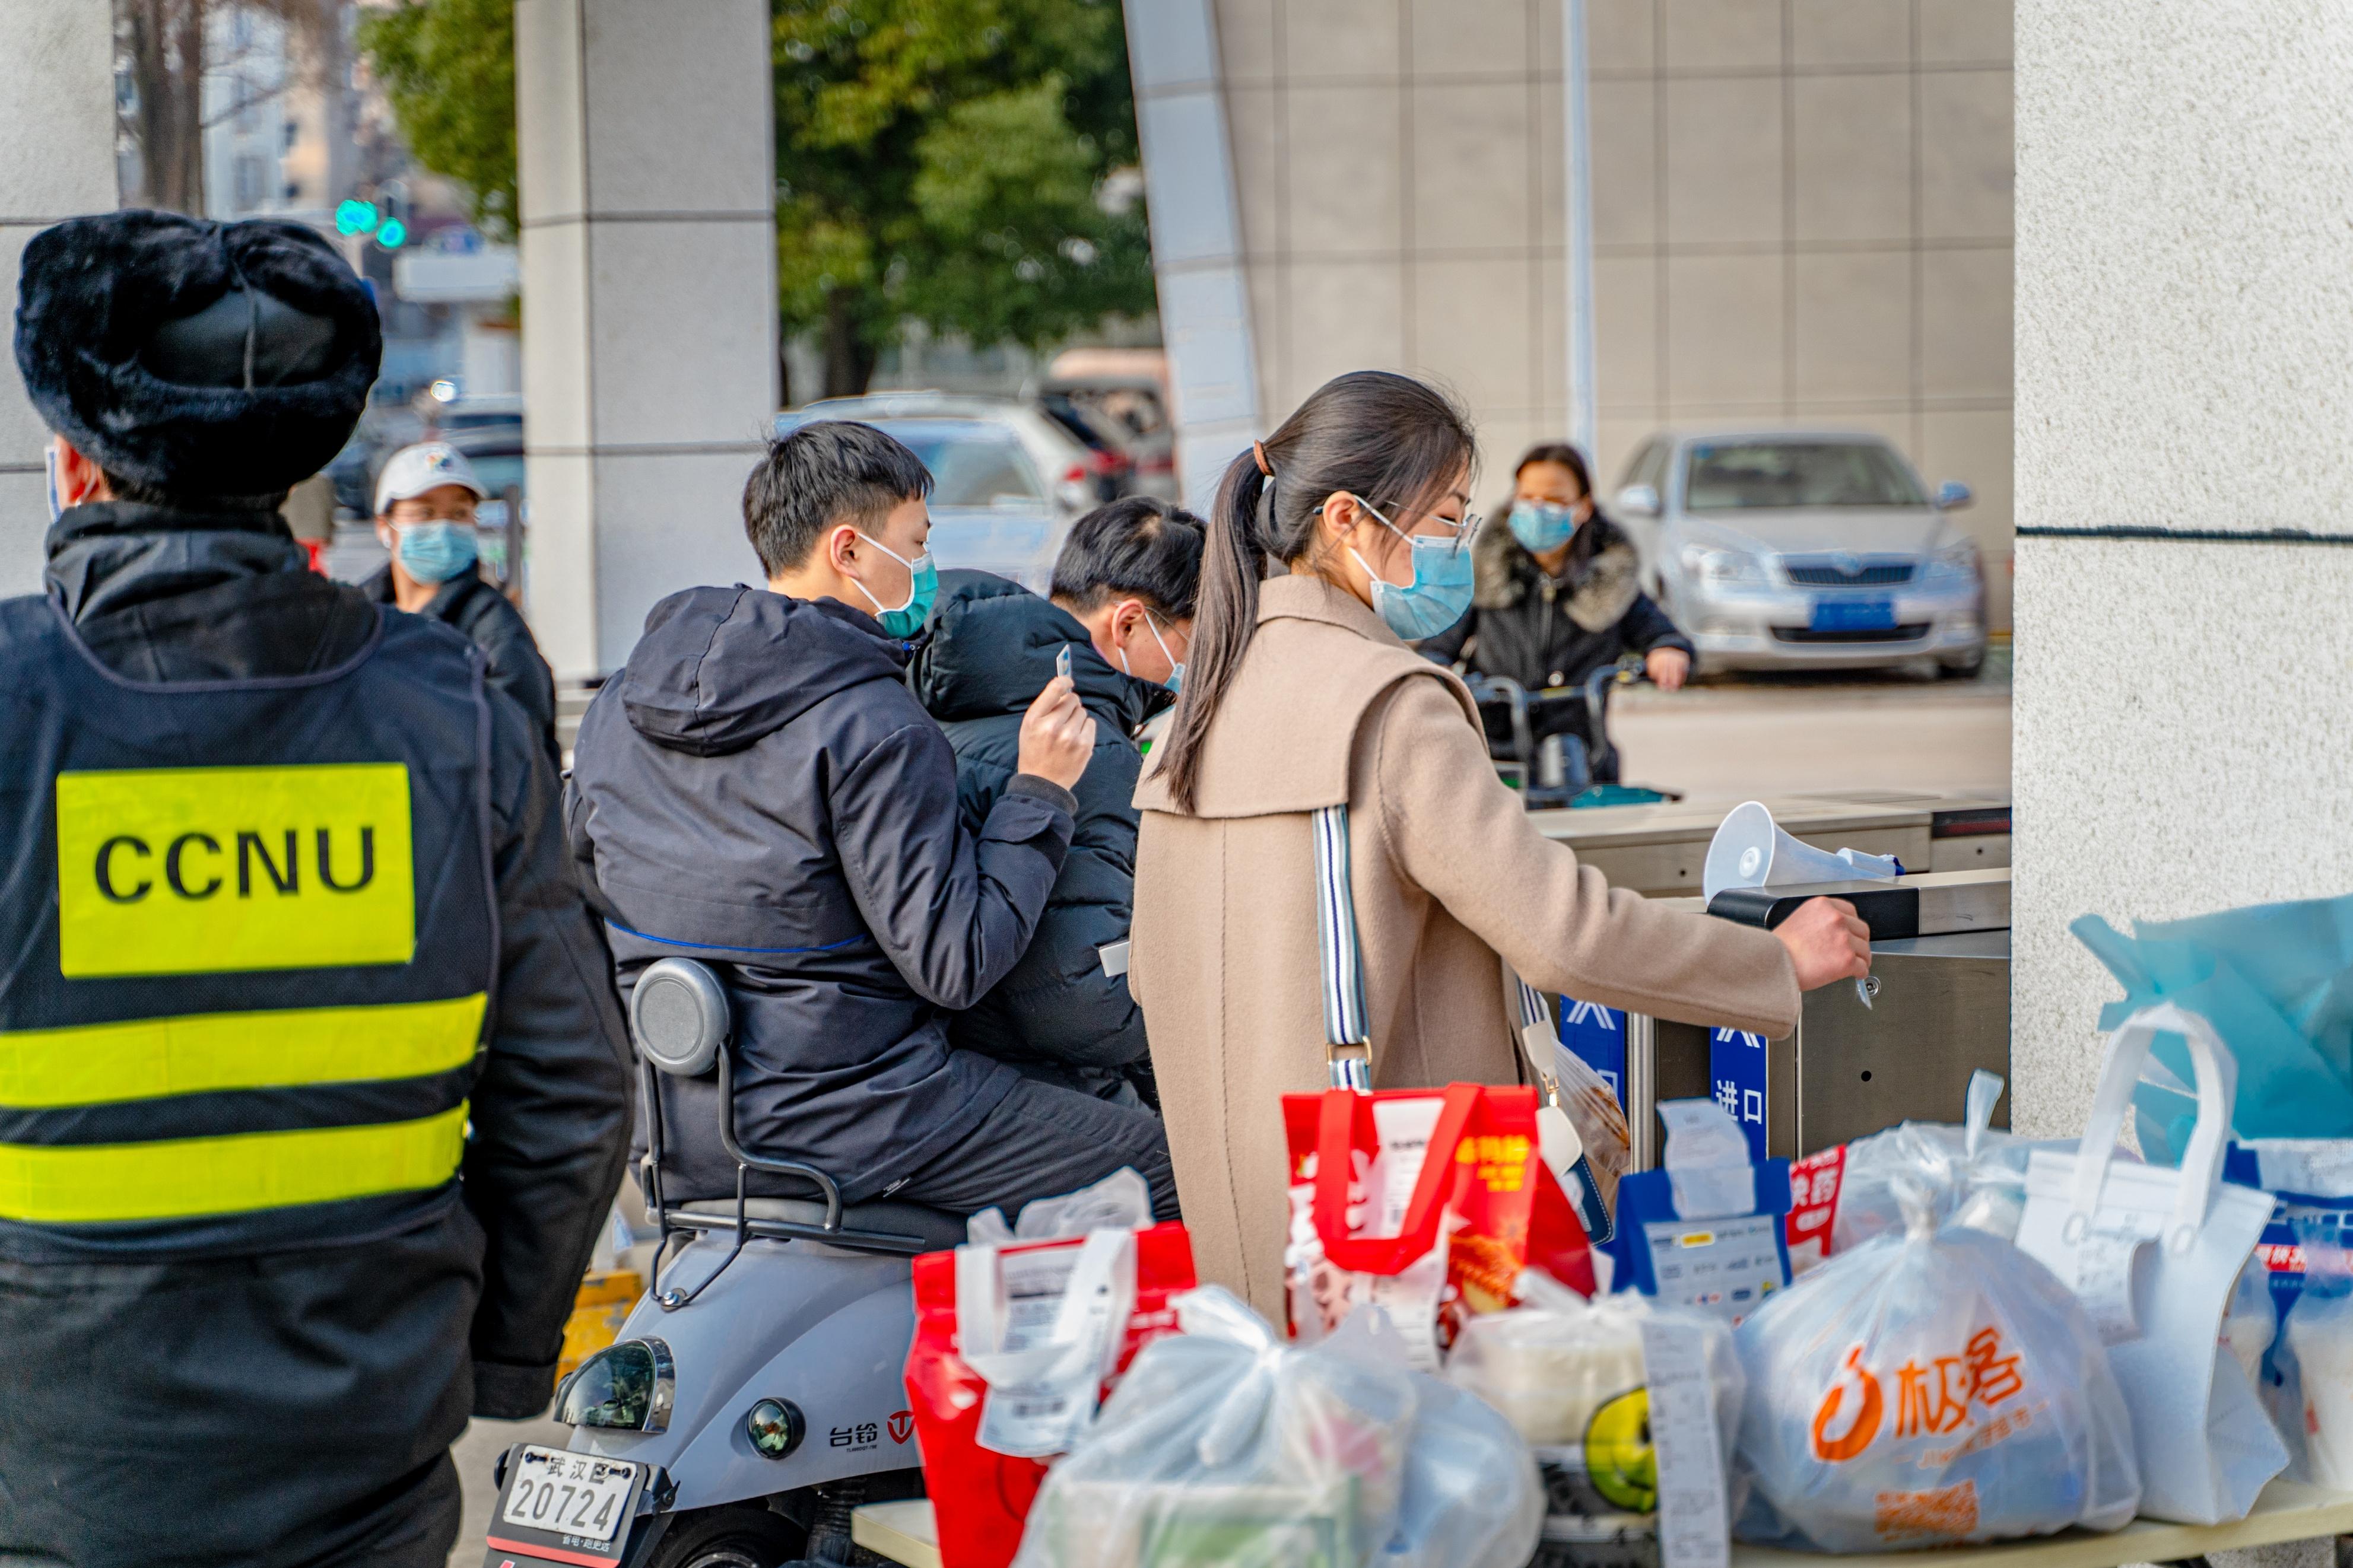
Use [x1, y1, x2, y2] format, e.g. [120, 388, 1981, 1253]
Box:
[374, 441, 488, 514]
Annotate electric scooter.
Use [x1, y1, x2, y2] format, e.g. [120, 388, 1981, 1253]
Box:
[481, 958, 959, 1568]
[1466, 655, 1682, 810]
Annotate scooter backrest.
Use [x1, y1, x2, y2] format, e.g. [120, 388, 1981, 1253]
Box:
[630, 957, 731, 1077]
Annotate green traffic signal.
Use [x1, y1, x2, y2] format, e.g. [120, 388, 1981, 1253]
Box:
[335, 199, 377, 237]
[377, 220, 407, 249]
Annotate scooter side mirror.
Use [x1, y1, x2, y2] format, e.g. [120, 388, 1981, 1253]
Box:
[631, 958, 730, 1076]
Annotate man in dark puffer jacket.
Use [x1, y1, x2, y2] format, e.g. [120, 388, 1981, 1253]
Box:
[909, 498, 1201, 1104]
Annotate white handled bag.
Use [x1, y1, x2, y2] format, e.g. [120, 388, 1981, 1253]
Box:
[2012, 1001, 2287, 1523]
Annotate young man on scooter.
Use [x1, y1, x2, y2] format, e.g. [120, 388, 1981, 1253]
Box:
[567, 421, 1179, 1220]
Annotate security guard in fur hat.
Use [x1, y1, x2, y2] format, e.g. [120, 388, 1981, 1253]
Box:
[0, 212, 631, 1567]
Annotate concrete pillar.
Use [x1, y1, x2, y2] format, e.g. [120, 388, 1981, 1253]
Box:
[2012, 3, 2353, 1133]
[515, 0, 777, 679]
[1123, 0, 1262, 511]
[0, 3, 118, 594]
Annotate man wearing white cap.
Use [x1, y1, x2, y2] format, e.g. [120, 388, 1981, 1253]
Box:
[368, 440, 560, 764]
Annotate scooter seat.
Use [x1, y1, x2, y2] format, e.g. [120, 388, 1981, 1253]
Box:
[677, 1196, 969, 1253]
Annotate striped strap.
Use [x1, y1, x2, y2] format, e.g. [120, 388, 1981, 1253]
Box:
[1509, 968, 1615, 1242]
[1514, 975, 1560, 1095]
[1313, 806, 1372, 1090]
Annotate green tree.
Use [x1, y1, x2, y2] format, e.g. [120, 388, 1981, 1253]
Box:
[357, 0, 519, 240]
[360, 0, 1153, 397]
[774, 0, 1154, 396]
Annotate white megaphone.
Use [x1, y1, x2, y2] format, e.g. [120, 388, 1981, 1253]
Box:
[1701, 800, 1904, 905]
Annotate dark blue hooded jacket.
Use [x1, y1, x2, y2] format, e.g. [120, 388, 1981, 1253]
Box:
[565, 584, 1077, 1203]
[909, 572, 1170, 1096]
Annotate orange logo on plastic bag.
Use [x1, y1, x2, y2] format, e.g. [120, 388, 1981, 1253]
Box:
[1811, 1345, 1883, 1461]
[1811, 1328, 2027, 1463]
[1875, 1480, 1979, 1541]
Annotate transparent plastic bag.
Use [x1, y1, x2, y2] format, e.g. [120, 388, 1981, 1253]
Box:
[2282, 1213, 2353, 1488]
[1832, 1072, 2047, 1253]
[1013, 1287, 1541, 1568]
[1380, 1376, 1546, 1568]
[1449, 1278, 1746, 1568]
[1733, 1191, 2141, 1553]
[1447, 1280, 1653, 1448]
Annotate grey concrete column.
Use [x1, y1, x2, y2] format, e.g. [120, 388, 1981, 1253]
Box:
[1123, 0, 1263, 511]
[515, 0, 777, 679]
[0, 3, 118, 594]
[2012, 3, 2353, 1133]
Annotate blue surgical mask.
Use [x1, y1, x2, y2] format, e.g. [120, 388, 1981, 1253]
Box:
[1347, 496, 1476, 641]
[1509, 499, 1582, 553]
[44, 446, 61, 523]
[1119, 610, 1187, 692]
[850, 533, 937, 639]
[395, 521, 479, 585]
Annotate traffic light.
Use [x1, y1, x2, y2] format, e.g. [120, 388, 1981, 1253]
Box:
[335, 199, 377, 237]
[377, 219, 407, 249]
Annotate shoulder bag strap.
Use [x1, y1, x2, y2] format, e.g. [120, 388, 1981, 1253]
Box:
[1314, 804, 1373, 1090]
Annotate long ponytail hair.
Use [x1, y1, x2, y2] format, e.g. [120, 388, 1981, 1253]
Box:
[1155, 370, 1476, 812]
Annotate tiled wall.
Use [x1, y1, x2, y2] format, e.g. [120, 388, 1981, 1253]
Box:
[1214, 0, 1577, 509]
[1210, 0, 2015, 628]
[1588, 0, 2014, 626]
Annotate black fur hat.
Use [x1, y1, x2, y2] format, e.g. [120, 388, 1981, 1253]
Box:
[14, 209, 382, 497]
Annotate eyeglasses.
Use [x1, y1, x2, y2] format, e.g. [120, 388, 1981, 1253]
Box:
[1360, 498, 1486, 556]
[389, 500, 478, 525]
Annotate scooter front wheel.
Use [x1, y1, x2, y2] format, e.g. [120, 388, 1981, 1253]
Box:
[643, 1505, 806, 1568]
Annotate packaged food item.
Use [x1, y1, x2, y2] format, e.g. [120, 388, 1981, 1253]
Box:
[2279, 1211, 2353, 1488]
[1606, 1100, 1792, 1326]
[904, 1220, 1197, 1568]
[1449, 1278, 1745, 1568]
[2221, 1140, 2353, 1470]
[1733, 1197, 2140, 1552]
[1282, 1083, 1594, 1371]
[1012, 1287, 1542, 1568]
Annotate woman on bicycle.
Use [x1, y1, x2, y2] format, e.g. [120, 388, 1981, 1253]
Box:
[1129, 372, 1871, 1318]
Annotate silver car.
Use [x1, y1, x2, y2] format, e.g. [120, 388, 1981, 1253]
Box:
[774, 392, 1102, 593]
[1614, 430, 1987, 677]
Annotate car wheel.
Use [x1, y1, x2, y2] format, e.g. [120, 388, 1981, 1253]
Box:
[1938, 653, 1984, 681]
[644, 1506, 808, 1568]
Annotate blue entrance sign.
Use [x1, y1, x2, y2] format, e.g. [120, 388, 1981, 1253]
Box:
[1557, 996, 1628, 1109]
[1710, 1026, 1771, 1161]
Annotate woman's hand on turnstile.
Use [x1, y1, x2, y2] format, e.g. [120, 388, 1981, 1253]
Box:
[1774, 896, 1873, 990]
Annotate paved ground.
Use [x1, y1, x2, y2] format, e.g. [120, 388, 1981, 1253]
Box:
[1606, 650, 2011, 802]
[452, 654, 2014, 1564]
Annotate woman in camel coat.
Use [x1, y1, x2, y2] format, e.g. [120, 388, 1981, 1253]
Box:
[1130, 373, 1872, 1321]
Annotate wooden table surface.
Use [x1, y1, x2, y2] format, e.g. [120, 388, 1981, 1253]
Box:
[852, 1480, 2353, 1568]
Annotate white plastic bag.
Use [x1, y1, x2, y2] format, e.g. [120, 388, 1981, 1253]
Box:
[1447, 1281, 1652, 1447]
[2282, 1212, 2353, 1488]
[2012, 1001, 2287, 1525]
[1450, 1277, 1745, 1568]
[1380, 1376, 1547, 1568]
[1013, 1287, 1541, 1568]
[1733, 1193, 2141, 1552]
[1834, 1072, 2043, 1252]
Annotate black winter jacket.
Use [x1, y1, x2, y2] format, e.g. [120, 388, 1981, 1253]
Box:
[566, 585, 1078, 1205]
[1420, 513, 1692, 748]
[909, 573, 1171, 1097]
[0, 502, 632, 1567]
[364, 565, 561, 768]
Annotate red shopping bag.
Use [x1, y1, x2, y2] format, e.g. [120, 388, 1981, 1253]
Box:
[1282, 1083, 1593, 1366]
[902, 1222, 1196, 1568]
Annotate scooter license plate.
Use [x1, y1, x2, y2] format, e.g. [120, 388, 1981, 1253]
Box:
[484, 1445, 643, 1567]
[1808, 596, 1896, 632]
